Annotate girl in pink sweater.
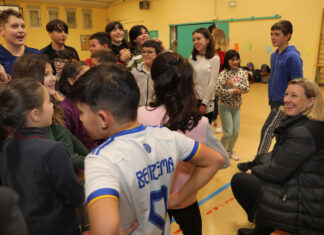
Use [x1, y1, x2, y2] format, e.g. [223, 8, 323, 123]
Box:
[137, 52, 229, 235]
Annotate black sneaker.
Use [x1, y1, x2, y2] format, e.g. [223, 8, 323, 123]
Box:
[237, 161, 254, 172]
[238, 228, 254, 235]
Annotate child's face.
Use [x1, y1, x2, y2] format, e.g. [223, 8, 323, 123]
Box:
[271, 30, 290, 48]
[228, 56, 240, 69]
[77, 102, 104, 140]
[38, 86, 54, 127]
[0, 15, 26, 47]
[133, 28, 149, 47]
[110, 27, 124, 45]
[49, 28, 67, 46]
[89, 39, 107, 55]
[192, 32, 209, 55]
[54, 58, 68, 75]
[44, 63, 56, 95]
[142, 46, 157, 66]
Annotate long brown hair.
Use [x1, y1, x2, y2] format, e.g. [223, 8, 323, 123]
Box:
[11, 54, 64, 125]
[191, 27, 215, 61]
[150, 52, 201, 132]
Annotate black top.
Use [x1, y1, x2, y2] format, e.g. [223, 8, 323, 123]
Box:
[0, 127, 84, 235]
[41, 43, 80, 73]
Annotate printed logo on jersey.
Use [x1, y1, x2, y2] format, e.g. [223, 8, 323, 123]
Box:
[143, 143, 151, 153]
[136, 157, 175, 189]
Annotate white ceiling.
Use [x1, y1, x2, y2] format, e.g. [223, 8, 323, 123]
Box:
[8, 0, 120, 8]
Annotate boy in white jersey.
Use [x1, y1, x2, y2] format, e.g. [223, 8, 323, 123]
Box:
[72, 63, 225, 235]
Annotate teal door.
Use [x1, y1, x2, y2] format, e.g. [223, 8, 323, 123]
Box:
[177, 23, 228, 59]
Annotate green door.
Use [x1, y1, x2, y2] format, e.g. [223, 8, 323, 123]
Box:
[177, 22, 228, 59]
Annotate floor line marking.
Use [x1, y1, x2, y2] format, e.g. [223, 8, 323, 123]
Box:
[171, 182, 231, 224]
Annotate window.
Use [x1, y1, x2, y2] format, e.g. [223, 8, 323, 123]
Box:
[27, 6, 41, 28]
[47, 7, 59, 22]
[82, 9, 92, 29]
[66, 8, 76, 28]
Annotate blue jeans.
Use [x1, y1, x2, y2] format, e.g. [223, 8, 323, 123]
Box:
[219, 105, 240, 152]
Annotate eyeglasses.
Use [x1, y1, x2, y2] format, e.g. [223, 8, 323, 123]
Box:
[53, 59, 68, 64]
[142, 50, 156, 55]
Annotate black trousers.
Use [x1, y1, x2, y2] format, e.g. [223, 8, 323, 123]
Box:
[231, 173, 263, 221]
[168, 201, 202, 235]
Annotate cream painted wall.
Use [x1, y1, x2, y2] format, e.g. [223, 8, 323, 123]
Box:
[107, 0, 324, 80]
[1, 1, 109, 59]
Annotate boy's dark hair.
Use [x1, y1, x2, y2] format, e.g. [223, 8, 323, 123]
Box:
[90, 32, 109, 46]
[0, 78, 44, 131]
[91, 48, 117, 64]
[59, 61, 88, 97]
[12, 54, 48, 83]
[0, 9, 23, 26]
[53, 49, 75, 61]
[72, 63, 140, 124]
[150, 52, 201, 132]
[46, 19, 68, 34]
[142, 40, 163, 54]
[191, 27, 215, 61]
[129, 25, 149, 52]
[223, 49, 241, 70]
[271, 20, 293, 41]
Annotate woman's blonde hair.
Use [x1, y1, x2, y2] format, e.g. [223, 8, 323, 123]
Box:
[212, 28, 227, 52]
[288, 78, 324, 121]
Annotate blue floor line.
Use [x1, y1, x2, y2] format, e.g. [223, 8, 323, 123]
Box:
[171, 182, 231, 224]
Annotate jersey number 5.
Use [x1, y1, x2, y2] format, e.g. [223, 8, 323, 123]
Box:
[149, 185, 168, 232]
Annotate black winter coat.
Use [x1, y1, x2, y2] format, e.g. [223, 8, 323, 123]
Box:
[251, 114, 324, 235]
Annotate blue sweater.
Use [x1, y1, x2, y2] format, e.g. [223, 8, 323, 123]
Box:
[0, 45, 41, 75]
[268, 45, 303, 106]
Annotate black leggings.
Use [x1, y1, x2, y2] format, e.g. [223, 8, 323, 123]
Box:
[231, 173, 263, 221]
[168, 201, 202, 235]
[232, 173, 276, 234]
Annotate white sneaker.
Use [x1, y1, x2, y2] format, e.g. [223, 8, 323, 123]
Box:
[229, 152, 239, 161]
[215, 126, 223, 134]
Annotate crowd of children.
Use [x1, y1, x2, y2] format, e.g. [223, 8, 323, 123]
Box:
[1, 7, 322, 235]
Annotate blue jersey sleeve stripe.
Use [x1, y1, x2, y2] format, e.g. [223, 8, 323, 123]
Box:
[184, 141, 201, 162]
[87, 188, 120, 204]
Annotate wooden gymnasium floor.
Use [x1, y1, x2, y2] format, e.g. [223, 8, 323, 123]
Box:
[170, 82, 324, 235]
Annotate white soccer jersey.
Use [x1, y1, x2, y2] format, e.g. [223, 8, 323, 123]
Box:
[85, 124, 200, 235]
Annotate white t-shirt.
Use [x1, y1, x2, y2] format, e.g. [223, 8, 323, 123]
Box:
[85, 124, 200, 235]
[189, 55, 220, 113]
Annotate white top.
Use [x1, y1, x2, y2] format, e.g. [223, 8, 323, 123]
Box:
[85, 124, 200, 235]
[189, 55, 220, 113]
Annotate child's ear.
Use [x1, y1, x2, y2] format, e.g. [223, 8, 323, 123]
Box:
[67, 77, 75, 86]
[29, 108, 41, 122]
[104, 44, 109, 48]
[97, 110, 110, 130]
